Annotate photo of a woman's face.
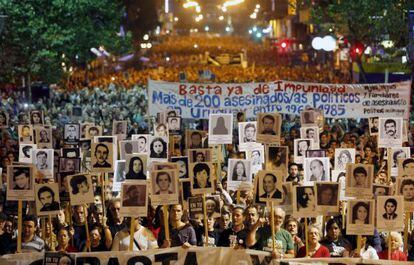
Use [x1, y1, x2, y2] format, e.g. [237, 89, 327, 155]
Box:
[236, 163, 244, 176]
[133, 159, 142, 173]
[356, 205, 368, 221]
[339, 153, 350, 163]
[158, 174, 170, 191]
[153, 140, 163, 154]
[78, 181, 89, 193]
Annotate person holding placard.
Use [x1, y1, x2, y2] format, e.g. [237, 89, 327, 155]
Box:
[158, 204, 197, 248]
[56, 227, 77, 252]
[107, 199, 126, 238]
[297, 226, 330, 258]
[246, 207, 294, 259]
[320, 219, 351, 257]
[72, 205, 88, 251]
[112, 218, 157, 251]
[284, 218, 304, 255]
[357, 236, 379, 260]
[378, 232, 407, 261]
[21, 215, 45, 253]
[217, 206, 249, 248]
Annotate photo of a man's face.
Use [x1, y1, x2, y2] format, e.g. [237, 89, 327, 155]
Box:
[92, 143, 113, 169]
[12, 168, 30, 190]
[190, 162, 214, 195]
[7, 165, 34, 201]
[35, 183, 60, 215]
[122, 184, 146, 207]
[65, 124, 79, 143]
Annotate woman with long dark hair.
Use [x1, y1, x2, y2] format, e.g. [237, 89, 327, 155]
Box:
[126, 156, 146, 180]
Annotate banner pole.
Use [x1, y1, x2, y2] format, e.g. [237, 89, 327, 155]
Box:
[388, 231, 392, 260]
[357, 235, 362, 257]
[129, 217, 135, 251]
[48, 214, 54, 251]
[404, 212, 409, 253]
[83, 204, 91, 252]
[163, 205, 170, 241]
[304, 218, 309, 257]
[41, 217, 46, 241]
[387, 148, 392, 184]
[17, 200, 22, 253]
[202, 194, 209, 246]
[270, 202, 275, 252]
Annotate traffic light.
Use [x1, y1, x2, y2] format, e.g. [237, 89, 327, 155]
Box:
[350, 41, 364, 61]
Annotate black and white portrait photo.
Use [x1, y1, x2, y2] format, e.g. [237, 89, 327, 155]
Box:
[257, 170, 283, 202]
[300, 110, 318, 125]
[62, 147, 80, 158]
[112, 160, 126, 192]
[150, 169, 179, 205]
[398, 158, 414, 178]
[32, 149, 54, 177]
[345, 164, 373, 198]
[171, 156, 189, 179]
[376, 196, 404, 231]
[91, 142, 114, 172]
[6, 165, 34, 201]
[247, 146, 265, 174]
[35, 126, 53, 149]
[378, 117, 403, 147]
[293, 185, 317, 217]
[256, 113, 281, 144]
[227, 159, 252, 191]
[369, 117, 379, 135]
[238, 122, 257, 147]
[300, 126, 319, 146]
[334, 148, 355, 171]
[346, 199, 375, 235]
[30, 110, 44, 126]
[186, 130, 207, 149]
[188, 196, 204, 220]
[390, 147, 410, 176]
[396, 177, 414, 212]
[119, 140, 139, 160]
[64, 123, 80, 144]
[305, 149, 326, 158]
[112, 120, 127, 135]
[373, 184, 392, 198]
[149, 136, 168, 161]
[188, 148, 212, 163]
[125, 154, 147, 180]
[265, 146, 288, 175]
[294, 138, 314, 164]
[120, 181, 148, 216]
[167, 116, 181, 134]
[18, 124, 34, 144]
[68, 174, 95, 205]
[59, 157, 80, 173]
[34, 183, 61, 216]
[154, 123, 168, 137]
[132, 134, 150, 153]
[208, 114, 233, 144]
[303, 157, 330, 183]
[190, 162, 214, 195]
[315, 182, 339, 214]
[19, 144, 36, 163]
[85, 125, 102, 139]
[0, 110, 9, 128]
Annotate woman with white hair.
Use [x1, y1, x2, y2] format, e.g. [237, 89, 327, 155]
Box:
[378, 232, 407, 261]
[297, 225, 330, 258]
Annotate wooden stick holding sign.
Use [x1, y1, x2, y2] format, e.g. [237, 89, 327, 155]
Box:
[356, 235, 362, 256]
[129, 217, 135, 251]
[404, 212, 410, 253]
[270, 202, 276, 251]
[202, 194, 209, 246]
[49, 214, 54, 251]
[83, 204, 91, 252]
[17, 200, 23, 253]
[387, 148, 392, 184]
[41, 217, 46, 241]
[163, 205, 170, 242]
[304, 217, 309, 257]
[388, 231, 392, 260]
[101, 173, 106, 217]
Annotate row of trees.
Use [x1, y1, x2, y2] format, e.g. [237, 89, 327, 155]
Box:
[0, 0, 159, 85]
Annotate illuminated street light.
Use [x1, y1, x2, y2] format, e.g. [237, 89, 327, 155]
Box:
[250, 13, 257, 19]
[204, 26, 210, 31]
[256, 4, 260, 8]
[143, 34, 149, 40]
[223, 0, 244, 8]
[225, 26, 231, 32]
[174, 17, 179, 22]
[183, 1, 199, 8]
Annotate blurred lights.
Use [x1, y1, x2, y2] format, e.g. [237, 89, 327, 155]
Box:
[311, 36, 336, 51]
[196, 5, 201, 13]
[248, 29, 253, 34]
[111, 77, 116, 81]
[255, 32, 262, 38]
[219, 15, 224, 20]
[183, 1, 199, 8]
[250, 13, 257, 19]
[174, 17, 179, 22]
[204, 26, 210, 31]
[225, 26, 231, 32]
[256, 4, 260, 8]
[252, 26, 257, 32]
[194, 44, 198, 48]
[223, 0, 244, 8]
[165, 0, 169, 13]
[166, 57, 170, 61]
[143, 34, 149, 40]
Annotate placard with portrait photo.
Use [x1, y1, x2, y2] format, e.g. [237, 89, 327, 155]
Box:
[369, 117, 379, 136]
[188, 148, 212, 163]
[256, 113, 281, 144]
[376, 195, 404, 232]
[44, 252, 75, 265]
[189, 162, 214, 195]
[91, 142, 114, 173]
[18, 124, 34, 144]
[112, 120, 127, 136]
[19, 144, 36, 163]
[154, 123, 169, 137]
[167, 116, 181, 134]
[256, 170, 283, 203]
[300, 110, 322, 126]
[34, 126, 53, 149]
[334, 148, 355, 171]
[390, 147, 410, 176]
[171, 156, 189, 180]
[119, 140, 139, 160]
[0, 110, 9, 129]
[57, 172, 73, 202]
[208, 114, 233, 145]
[125, 154, 147, 180]
[315, 182, 339, 214]
[149, 136, 169, 161]
[120, 180, 148, 216]
[32, 149, 54, 178]
[238, 122, 258, 148]
[6, 165, 34, 201]
[59, 157, 80, 173]
[185, 130, 207, 150]
[396, 177, 414, 211]
[294, 138, 315, 164]
[278, 182, 293, 214]
[62, 148, 80, 158]
[205, 195, 221, 218]
[180, 180, 192, 209]
[293, 185, 318, 218]
[373, 184, 392, 198]
[398, 158, 414, 178]
[131, 134, 150, 153]
[80, 122, 94, 139]
[345, 164, 374, 198]
[67, 174, 94, 205]
[169, 135, 183, 157]
[331, 170, 353, 201]
[247, 145, 265, 174]
[85, 125, 102, 140]
[378, 117, 403, 148]
[112, 160, 126, 192]
[227, 159, 252, 191]
[265, 146, 287, 176]
[150, 169, 179, 205]
[346, 199, 375, 235]
[34, 183, 61, 216]
[303, 157, 330, 183]
[30, 110, 44, 126]
[64, 123, 80, 145]
[152, 162, 178, 171]
[300, 126, 319, 147]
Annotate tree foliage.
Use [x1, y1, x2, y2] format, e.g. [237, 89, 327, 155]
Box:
[0, 0, 133, 84]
